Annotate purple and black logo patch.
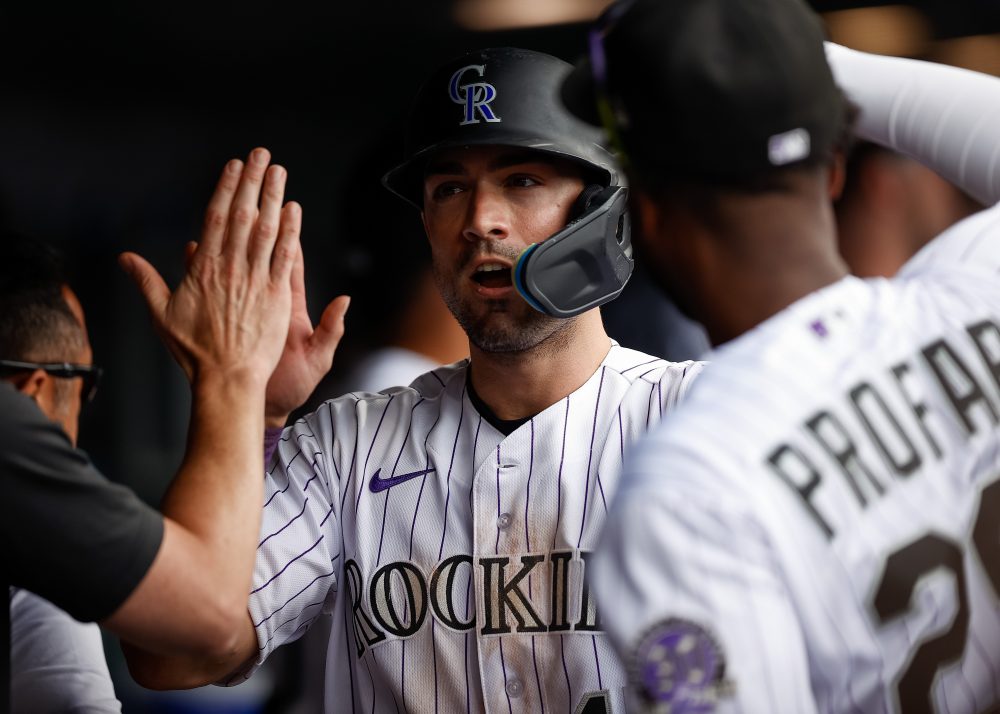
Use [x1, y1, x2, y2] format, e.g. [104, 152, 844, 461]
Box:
[632, 618, 733, 713]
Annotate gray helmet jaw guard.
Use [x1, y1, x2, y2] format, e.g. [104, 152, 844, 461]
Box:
[513, 186, 632, 318]
[383, 47, 634, 318]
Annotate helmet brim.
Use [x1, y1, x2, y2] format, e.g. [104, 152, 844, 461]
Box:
[382, 134, 614, 210]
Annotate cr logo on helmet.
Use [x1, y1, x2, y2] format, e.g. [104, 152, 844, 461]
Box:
[449, 64, 502, 126]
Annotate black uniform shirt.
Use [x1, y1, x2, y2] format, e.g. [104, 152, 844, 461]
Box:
[0, 383, 163, 712]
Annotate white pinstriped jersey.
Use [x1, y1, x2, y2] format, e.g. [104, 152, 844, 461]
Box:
[237, 343, 702, 713]
[592, 204, 1000, 713]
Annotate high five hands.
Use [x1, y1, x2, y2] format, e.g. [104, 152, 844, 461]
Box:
[120, 148, 349, 414]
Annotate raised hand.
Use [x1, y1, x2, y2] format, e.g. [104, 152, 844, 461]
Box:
[264, 246, 350, 428]
[120, 148, 298, 389]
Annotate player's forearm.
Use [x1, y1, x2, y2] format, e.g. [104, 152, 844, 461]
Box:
[123, 645, 220, 690]
[826, 42, 1000, 206]
[161, 370, 266, 617]
[102, 371, 267, 660]
[122, 634, 252, 691]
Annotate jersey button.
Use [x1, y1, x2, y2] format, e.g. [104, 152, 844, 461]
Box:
[497, 512, 512, 530]
[505, 678, 523, 698]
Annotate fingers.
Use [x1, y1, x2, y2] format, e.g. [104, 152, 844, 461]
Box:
[224, 148, 272, 261]
[184, 241, 198, 270]
[119, 252, 171, 320]
[310, 295, 351, 356]
[290, 230, 307, 302]
[248, 165, 287, 271]
[200, 159, 244, 257]
[270, 201, 302, 283]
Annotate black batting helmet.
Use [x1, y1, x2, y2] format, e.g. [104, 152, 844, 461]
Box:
[382, 47, 633, 319]
[382, 47, 621, 208]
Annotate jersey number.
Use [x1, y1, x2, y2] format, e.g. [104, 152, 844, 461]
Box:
[575, 690, 611, 714]
[870, 479, 1000, 712]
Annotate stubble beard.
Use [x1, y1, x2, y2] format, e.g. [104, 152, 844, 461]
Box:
[434, 265, 573, 355]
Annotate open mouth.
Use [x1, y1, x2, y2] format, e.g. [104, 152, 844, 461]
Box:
[472, 263, 513, 290]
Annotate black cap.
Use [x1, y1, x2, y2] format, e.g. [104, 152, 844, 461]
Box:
[383, 47, 620, 209]
[562, 0, 844, 182]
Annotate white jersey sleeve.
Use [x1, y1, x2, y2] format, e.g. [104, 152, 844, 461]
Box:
[897, 201, 1000, 278]
[10, 587, 121, 713]
[825, 43, 1000, 207]
[229, 402, 351, 683]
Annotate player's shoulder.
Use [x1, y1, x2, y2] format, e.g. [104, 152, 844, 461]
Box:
[899, 201, 1000, 278]
[632, 278, 879, 474]
[0, 382, 74, 457]
[314, 359, 470, 420]
[602, 343, 706, 388]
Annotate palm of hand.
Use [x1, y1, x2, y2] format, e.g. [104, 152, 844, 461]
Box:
[264, 269, 349, 427]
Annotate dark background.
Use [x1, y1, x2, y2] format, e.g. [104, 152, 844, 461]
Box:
[1, 0, 998, 708]
[0, 1, 631, 504]
[2, 0, 997, 501]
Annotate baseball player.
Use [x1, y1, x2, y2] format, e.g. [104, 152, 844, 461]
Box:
[561, 0, 1000, 711]
[125, 48, 703, 712]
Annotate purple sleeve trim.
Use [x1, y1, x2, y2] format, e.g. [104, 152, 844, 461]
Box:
[264, 427, 283, 466]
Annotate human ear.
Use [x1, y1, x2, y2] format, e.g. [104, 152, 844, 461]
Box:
[15, 369, 47, 399]
[828, 152, 847, 201]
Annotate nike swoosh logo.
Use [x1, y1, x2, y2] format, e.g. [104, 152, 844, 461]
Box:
[368, 467, 436, 493]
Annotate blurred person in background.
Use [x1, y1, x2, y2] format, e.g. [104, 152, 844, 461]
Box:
[835, 141, 981, 277]
[2, 238, 121, 711]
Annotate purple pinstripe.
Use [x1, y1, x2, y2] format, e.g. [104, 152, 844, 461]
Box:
[326, 401, 343, 484]
[526, 420, 544, 712]
[550, 397, 570, 551]
[495, 445, 502, 553]
[617, 407, 624, 460]
[620, 357, 661, 374]
[339, 416, 360, 511]
[531, 636, 545, 714]
[465, 575, 473, 714]
[263, 449, 301, 508]
[254, 570, 334, 627]
[560, 634, 572, 707]
[577, 367, 606, 548]
[436, 383, 467, 560]
[499, 638, 514, 714]
[432, 622, 440, 714]
[251, 535, 324, 594]
[259, 601, 324, 649]
[591, 635, 604, 688]
[344, 596, 357, 712]
[374, 400, 422, 566]
[355, 395, 396, 513]
[258, 498, 308, 548]
[408, 404, 441, 560]
[468, 416, 482, 511]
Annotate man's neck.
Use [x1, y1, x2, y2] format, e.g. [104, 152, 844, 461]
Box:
[467, 310, 611, 421]
[694, 185, 849, 346]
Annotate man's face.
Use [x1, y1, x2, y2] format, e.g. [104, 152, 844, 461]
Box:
[629, 185, 702, 324]
[420, 145, 585, 353]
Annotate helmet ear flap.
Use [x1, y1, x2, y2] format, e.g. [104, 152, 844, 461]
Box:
[570, 184, 607, 220]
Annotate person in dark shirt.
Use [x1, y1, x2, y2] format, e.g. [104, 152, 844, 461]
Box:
[1, 238, 129, 711]
[0, 147, 347, 712]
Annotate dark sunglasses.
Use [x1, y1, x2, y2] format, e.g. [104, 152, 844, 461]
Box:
[587, 0, 636, 165]
[0, 359, 103, 403]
